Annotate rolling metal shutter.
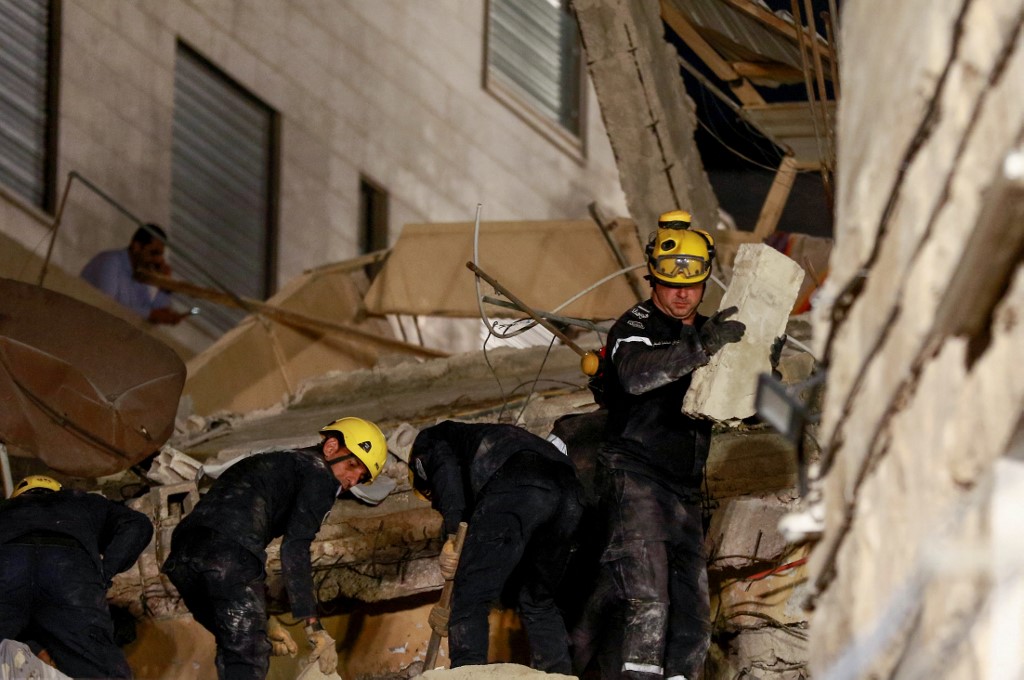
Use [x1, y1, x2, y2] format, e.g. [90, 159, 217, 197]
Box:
[0, 0, 54, 209]
[171, 44, 277, 334]
[487, 0, 581, 135]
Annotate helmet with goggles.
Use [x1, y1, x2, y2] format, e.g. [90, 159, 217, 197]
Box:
[657, 209, 693, 229]
[646, 222, 715, 287]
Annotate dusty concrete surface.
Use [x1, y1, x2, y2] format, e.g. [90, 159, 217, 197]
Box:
[574, 0, 719, 232]
[807, 0, 1024, 677]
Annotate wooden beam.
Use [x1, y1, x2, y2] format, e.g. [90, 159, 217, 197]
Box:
[589, 202, 646, 303]
[732, 61, 805, 84]
[753, 155, 800, 240]
[660, 0, 765, 106]
[135, 271, 448, 359]
[719, 0, 835, 74]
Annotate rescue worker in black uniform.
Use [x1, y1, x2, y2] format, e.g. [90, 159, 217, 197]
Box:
[409, 420, 584, 673]
[162, 417, 387, 680]
[0, 474, 153, 679]
[587, 211, 746, 680]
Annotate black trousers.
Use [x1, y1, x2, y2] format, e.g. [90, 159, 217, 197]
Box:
[576, 466, 710, 680]
[448, 453, 583, 673]
[0, 542, 132, 679]
[162, 528, 270, 680]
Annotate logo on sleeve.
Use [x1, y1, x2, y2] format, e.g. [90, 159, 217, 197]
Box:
[630, 307, 649, 320]
[627, 319, 645, 329]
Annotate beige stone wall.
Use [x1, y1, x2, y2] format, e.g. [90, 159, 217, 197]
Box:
[1, 0, 626, 353]
[808, 1, 1024, 677]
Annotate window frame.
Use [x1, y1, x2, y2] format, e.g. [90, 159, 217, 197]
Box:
[0, 0, 62, 213]
[170, 41, 280, 334]
[482, 0, 587, 161]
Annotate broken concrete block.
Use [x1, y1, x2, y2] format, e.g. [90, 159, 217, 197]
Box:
[296, 662, 343, 680]
[707, 496, 793, 571]
[421, 663, 576, 679]
[684, 244, 804, 421]
[0, 639, 71, 680]
[387, 422, 420, 463]
[145, 446, 203, 485]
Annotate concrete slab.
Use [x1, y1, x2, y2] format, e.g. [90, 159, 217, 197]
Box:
[684, 244, 804, 422]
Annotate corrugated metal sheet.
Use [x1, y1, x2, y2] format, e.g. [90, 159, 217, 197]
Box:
[668, 0, 814, 73]
[0, 0, 52, 208]
[171, 45, 276, 334]
[487, 0, 581, 134]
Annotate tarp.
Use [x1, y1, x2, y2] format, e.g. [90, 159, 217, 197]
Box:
[363, 219, 647, 320]
[0, 278, 185, 477]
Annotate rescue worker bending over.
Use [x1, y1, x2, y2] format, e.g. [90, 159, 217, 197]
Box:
[589, 211, 745, 680]
[409, 421, 584, 673]
[162, 417, 387, 680]
[0, 475, 153, 679]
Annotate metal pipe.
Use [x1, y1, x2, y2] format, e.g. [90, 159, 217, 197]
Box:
[36, 170, 260, 318]
[822, 11, 841, 100]
[38, 171, 79, 286]
[481, 296, 611, 333]
[0, 443, 12, 498]
[466, 261, 587, 357]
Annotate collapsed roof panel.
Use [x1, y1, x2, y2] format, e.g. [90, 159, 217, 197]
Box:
[672, 0, 833, 79]
[363, 219, 646, 320]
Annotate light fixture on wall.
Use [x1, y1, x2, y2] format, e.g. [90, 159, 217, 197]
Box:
[756, 369, 828, 544]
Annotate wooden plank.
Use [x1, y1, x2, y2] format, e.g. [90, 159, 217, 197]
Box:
[732, 60, 805, 84]
[743, 101, 835, 165]
[660, 0, 766, 106]
[135, 270, 449, 359]
[753, 155, 800, 240]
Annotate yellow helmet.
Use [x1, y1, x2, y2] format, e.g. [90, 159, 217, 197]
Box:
[319, 417, 388, 480]
[646, 227, 715, 287]
[657, 210, 692, 229]
[11, 475, 63, 498]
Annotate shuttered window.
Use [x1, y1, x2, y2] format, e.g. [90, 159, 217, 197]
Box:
[486, 0, 582, 139]
[0, 0, 58, 210]
[171, 43, 278, 334]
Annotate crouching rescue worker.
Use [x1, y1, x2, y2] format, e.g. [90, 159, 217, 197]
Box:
[0, 475, 153, 679]
[585, 211, 746, 680]
[409, 420, 584, 673]
[162, 417, 387, 680]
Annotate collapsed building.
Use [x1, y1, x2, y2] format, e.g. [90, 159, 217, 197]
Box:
[1, 1, 1021, 680]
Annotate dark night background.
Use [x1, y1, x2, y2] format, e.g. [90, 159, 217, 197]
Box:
[663, 0, 838, 239]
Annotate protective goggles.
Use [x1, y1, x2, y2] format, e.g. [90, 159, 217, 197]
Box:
[650, 254, 710, 279]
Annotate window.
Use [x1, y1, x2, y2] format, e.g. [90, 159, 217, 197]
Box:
[358, 176, 389, 255]
[485, 0, 583, 151]
[0, 0, 59, 211]
[171, 43, 278, 334]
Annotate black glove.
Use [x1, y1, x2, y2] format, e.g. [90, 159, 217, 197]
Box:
[770, 334, 787, 374]
[699, 306, 746, 356]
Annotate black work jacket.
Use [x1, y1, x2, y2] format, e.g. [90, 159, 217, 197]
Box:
[176, 447, 338, 619]
[0, 489, 153, 582]
[410, 421, 576, 536]
[601, 299, 713, 493]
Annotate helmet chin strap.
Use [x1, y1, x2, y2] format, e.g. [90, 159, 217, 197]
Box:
[327, 453, 356, 468]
